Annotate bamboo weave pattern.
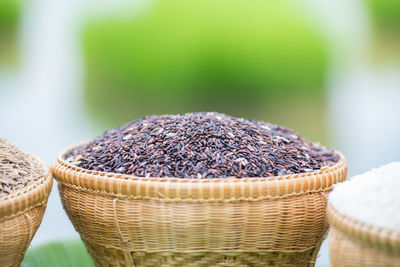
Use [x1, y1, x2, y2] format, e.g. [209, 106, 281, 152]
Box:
[328, 204, 400, 267]
[0, 157, 52, 267]
[53, 144, 347, 267]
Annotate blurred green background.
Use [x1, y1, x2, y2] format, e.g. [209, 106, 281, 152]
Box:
[365, 0, 400, 62]
[21, 239, 94, 267]
[366, 0, 400, 29]
[0, 0, 21, 68]
[83, 0, 330, 142]
[2, 0, 398, 142]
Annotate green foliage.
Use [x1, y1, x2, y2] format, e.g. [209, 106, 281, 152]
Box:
[0, 0, 22, 68]
[21, 239, 94, 267]
[0, 0, 21, 31]
[83, 0, 329, 126]
[365, 0, 400, 29]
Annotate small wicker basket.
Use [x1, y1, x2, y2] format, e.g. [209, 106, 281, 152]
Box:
[0, 155, 53, 267]
[328, 204, 400, 267]
[52, 144, 347, 267]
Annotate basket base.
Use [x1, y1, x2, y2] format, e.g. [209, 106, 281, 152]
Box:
[330, 228, 400, 267]
[82, 239, 321, 267]
[0, 204, 47, 267]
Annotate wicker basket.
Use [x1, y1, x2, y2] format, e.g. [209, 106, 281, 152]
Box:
[52, 144, 347, 267]
[0, 155, 53, 267]
[328, 204, 400, 267]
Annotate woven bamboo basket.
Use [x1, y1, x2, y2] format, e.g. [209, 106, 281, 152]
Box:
[0, 155, 53, 267]
[328, 203, 400, 267]
[52, 143, 347, 267]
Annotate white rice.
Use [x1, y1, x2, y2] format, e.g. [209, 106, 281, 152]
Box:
[329, 162, 400, 231]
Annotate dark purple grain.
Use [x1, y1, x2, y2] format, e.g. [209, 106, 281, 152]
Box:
[66, 112, 339, 178]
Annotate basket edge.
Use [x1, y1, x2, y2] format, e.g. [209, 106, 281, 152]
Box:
[0, 156, 53, 219]
[327, 203, 400, 254]
[52, 143, 347, 201]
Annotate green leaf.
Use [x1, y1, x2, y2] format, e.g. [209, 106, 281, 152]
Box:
[21, 239, 95, 267]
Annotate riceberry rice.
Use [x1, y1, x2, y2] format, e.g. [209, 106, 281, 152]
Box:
[0, 138, 46, 197]
[66, 112, 340, 178]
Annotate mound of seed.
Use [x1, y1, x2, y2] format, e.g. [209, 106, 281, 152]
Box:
[0, 138, 46, 198]
[67, 112, 339, 178]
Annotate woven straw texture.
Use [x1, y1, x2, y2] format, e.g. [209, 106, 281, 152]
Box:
[52, 144, 347, 267]
[0, 156, 52, 267]
[328, 204, 400, 267]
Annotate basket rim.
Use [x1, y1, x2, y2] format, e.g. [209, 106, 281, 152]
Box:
[52, 142, 347, 202]
[0, 155, 53, 220]
[327, 203, 400, 253]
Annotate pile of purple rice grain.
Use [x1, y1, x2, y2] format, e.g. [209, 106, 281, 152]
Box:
[0, 138, 46, 197]
[66, 112, 340, 178]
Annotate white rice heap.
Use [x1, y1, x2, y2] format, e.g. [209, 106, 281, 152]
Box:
[329, 162, 400, 231]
